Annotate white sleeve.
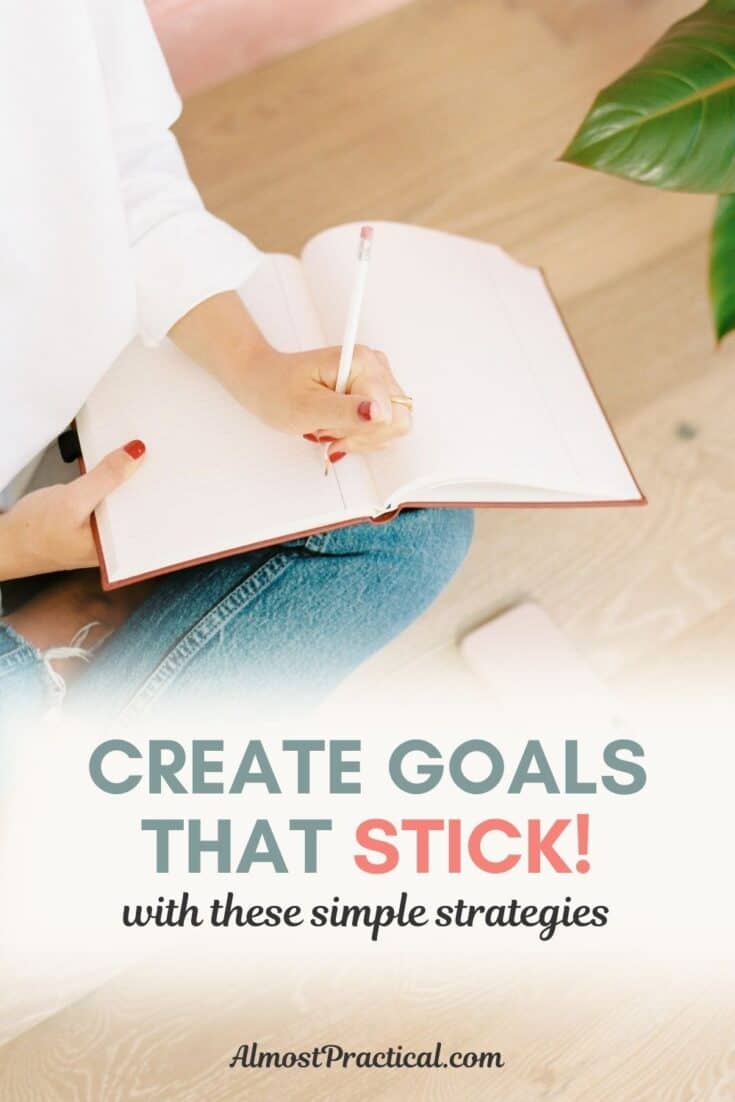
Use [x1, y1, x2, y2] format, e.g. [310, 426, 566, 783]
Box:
[88, 0, 261, 345]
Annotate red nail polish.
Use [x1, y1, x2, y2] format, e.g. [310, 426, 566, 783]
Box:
[329, 451, 347, 464]
[124, 439, 146, 460]
[318, 434, 338, 443]
[358, 400, 372, 422]
[303, 433, 319, 442]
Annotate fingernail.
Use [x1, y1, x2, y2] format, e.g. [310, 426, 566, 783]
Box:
[317, 434, 338, 442]
[358, 400, 373, 422]
[303, 433, 319, 442]
[124, 439, 146, 460]
[329, 451, 347, 464]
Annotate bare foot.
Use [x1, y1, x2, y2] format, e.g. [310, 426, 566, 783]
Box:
[4, 570, 155, 684]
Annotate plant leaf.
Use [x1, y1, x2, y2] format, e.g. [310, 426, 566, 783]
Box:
[710, 194, 735, 338]
[561, 0, 735, 193]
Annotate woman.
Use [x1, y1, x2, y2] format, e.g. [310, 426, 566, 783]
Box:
[0, 0, 472, 726]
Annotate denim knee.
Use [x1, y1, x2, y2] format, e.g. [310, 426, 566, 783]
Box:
[323, 507, 473, 600]
[396, 507, 474, 585]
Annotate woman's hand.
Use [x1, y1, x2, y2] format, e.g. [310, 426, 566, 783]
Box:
[0, 441, 145, 582]
[239, 344, 412, 462]
[168, 292, 413, 464]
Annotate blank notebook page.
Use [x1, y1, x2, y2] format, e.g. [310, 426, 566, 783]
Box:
[303, 223, 641, 504]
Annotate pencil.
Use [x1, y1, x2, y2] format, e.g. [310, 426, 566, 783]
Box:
[325, 225, 374, 474]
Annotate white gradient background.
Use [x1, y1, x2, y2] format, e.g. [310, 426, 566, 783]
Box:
[1, 657, 732, 1041]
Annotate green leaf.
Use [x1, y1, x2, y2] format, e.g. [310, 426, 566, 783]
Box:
[561, 0, 735, 193]
[710, 194, 735, 338]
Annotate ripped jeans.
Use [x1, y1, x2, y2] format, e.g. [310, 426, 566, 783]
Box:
[0, 510, 473, 733]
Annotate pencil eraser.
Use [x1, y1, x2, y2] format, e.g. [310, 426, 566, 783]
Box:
[360, 225, 374, 241]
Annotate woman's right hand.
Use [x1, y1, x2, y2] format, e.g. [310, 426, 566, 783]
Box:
[0, 441, 146, 582]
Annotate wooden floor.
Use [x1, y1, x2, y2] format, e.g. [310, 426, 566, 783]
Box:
[2, 0, 734, 1096]
[1, 961, 734, 1101]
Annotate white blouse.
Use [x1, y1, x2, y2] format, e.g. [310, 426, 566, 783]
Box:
[1, 0, 261, 504]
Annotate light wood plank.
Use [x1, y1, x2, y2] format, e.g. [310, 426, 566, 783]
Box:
[0, 964, 733, 1100]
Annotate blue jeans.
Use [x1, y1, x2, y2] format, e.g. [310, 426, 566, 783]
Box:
[0, 510, 473, 729]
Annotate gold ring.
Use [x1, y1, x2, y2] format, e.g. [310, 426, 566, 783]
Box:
[390, 395, 414, 411]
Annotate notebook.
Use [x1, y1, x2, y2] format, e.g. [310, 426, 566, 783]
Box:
[76, 222, 645, 589]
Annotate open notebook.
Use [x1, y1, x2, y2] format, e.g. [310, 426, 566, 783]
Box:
[76, 222, 644, 588]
